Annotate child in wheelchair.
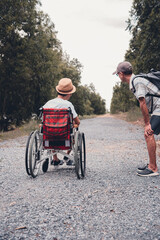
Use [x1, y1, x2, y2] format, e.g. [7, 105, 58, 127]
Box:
[43, 78, 80, 166]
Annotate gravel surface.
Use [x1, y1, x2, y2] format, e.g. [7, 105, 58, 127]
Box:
[0, 116, 160, 240]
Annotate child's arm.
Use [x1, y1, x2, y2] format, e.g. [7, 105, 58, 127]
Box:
[73, 116, 80, 127]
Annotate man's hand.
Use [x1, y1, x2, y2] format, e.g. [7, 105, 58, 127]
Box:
[144, 123, 154, 137]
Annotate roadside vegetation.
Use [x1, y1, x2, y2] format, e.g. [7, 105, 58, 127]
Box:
[111, 0, 160, 115]
[112, 107, 143, 124]
[0, 109, 143, 141]
[1, 0, 159, 135]
[0, 0, 106, 132]
[0, 114, 99, 141]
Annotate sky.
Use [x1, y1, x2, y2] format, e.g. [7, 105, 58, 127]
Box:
[40, 0, 133, 110]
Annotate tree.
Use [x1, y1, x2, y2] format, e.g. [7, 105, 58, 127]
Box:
[86, 83, 106, 115]
[110, 82, 137, 114]
[0, 0, 39, 126]
[125, 0, 160, 73]
[24, 11, 62, 114]
[111, 0, 160, 114]
[0, 0, 62, 128]
[0, 0, 106, 130]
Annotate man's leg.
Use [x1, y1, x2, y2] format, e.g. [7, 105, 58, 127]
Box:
[145, 133, 158, 172]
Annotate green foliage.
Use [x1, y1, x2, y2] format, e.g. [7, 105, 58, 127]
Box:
[111, 0, 160, 114]
[71, 83, 106, 116]
[125, 0, 160, 73]
[0, 0, 106, 131]
[126, 106, 142, 122]
[110, 82, 137, 114]
[0, 0, 61, 127]
[88, 84, 106, 115]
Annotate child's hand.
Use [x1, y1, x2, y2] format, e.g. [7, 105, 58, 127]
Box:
[73, 124, 79, 128]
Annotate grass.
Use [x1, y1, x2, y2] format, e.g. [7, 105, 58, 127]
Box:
[110, 107, 144, 128]
[0, 109, 143, 141]
[0, 115, 97, 141]
[20, 119, 40, 133]
[0, 119, 39, 141]
[79, 114, 97, 120]
[126, 106, 143, 122]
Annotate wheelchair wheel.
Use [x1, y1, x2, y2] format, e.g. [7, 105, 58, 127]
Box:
[75, 131, 86, 179]
[25, 131, 34, 175]
[80, 133, 86, 178]
[29, 130, 42, 178]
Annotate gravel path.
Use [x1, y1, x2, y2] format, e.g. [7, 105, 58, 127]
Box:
[0, 116, 160, 240]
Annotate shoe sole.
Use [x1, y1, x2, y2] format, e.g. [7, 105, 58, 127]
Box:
[137, 172, 159, 177]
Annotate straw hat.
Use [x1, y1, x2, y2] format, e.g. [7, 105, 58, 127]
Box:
[56, 78, 76, 94]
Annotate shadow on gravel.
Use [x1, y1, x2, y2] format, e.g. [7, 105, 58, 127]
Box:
[28, 166, 77, 179]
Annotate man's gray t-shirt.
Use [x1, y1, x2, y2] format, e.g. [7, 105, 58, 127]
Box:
[130, 74, 160, 115]
[43, 98, 77, 119]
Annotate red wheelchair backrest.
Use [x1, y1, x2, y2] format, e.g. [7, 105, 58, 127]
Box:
[42, 108, 73, 149]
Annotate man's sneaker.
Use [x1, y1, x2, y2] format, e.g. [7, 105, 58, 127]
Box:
[137, 164, 149, 172]
[66, 160, 74, 166]
[137, 167, 159, 177]
[51, 159, 64, 166]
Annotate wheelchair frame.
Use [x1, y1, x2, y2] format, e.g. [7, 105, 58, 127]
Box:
[25, 108, 86, 179]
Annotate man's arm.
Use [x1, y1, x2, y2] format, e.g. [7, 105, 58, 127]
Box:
[138, 97, 153, 137]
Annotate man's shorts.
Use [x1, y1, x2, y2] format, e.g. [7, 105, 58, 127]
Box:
[150, 115, 160, 135]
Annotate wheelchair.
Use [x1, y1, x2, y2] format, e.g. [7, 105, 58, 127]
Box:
[25, 108, 86, 179]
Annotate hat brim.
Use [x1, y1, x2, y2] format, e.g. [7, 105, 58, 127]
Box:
[56, 85, 76, 94]
[112, 70, 117, 75]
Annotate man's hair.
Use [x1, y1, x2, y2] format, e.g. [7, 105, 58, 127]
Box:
[123, 70, 132, 75]
[57, 92, 67, 97]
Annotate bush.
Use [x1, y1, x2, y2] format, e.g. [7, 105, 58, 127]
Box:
[126, 106, 142, 122]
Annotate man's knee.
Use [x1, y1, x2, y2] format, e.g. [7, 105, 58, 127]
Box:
[144, 132, 154, 141]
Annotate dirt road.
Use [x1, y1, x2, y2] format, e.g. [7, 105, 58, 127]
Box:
[0, 115, 160, 239]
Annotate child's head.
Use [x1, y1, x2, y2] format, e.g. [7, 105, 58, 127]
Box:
[56, 78, 76, 96]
